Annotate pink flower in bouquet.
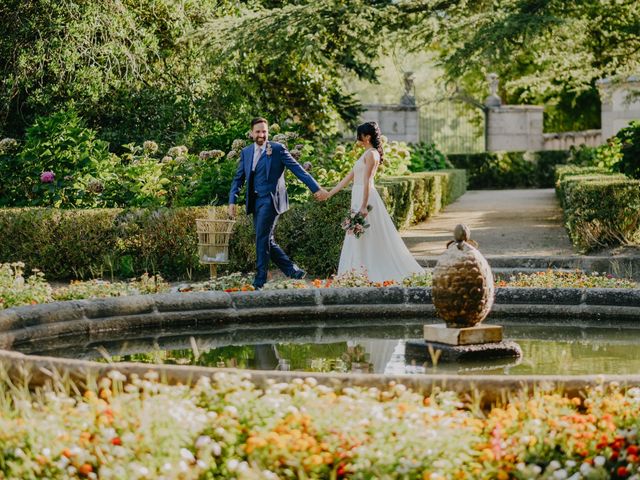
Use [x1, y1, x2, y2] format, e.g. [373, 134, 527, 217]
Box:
[341, 205, 372, 239]
[40, 171, 55, 183]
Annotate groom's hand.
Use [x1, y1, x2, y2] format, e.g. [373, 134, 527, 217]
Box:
[228, 204, 237, 218]
[314, 188, 329, 201]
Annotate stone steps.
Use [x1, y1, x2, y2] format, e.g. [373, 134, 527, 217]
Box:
[416, 255, 640, 280]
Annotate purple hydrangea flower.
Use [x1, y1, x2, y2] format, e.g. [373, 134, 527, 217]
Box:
[40, 171, 55, 183]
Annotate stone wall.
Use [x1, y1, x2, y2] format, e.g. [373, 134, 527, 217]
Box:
[361, 104, 419, 144]
[542, 129, 602, 150]
[598, 76, 640, 140]
[486, 105, 544, 151]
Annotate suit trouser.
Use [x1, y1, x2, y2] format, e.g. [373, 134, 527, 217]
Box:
[252, 195, 297, 287]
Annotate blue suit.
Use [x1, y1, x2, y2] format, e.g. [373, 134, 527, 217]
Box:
[228, 141, 320, 287]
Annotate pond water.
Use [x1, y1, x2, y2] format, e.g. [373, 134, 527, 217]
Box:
[14, 318, 640, 376]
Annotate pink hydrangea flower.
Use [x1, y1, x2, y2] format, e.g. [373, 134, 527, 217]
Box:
[40, 171, 55, 183]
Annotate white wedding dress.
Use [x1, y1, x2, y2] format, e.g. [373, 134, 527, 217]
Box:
[337, 149, 425, 282]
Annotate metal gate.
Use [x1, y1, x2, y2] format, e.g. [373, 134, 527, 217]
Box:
[419, 99, 485, 154]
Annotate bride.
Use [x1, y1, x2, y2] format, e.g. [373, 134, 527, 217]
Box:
[322, 121, 424, 282]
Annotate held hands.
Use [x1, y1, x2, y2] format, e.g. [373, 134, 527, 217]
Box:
[314, 188, 330, 202]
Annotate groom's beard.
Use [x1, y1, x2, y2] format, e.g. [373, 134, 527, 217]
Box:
[255, 136, 267, 146]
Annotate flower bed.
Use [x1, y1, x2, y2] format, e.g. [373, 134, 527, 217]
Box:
[1, 264, 636, 310]
[1, 370, 640, 479]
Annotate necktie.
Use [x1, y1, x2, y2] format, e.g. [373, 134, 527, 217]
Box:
[252, 146, 262, 171]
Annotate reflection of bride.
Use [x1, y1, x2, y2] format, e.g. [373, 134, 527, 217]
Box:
[326, 122, 424, 283]
[351, 340, 406, 374]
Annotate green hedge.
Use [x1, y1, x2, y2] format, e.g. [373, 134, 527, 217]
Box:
[555, 166, 640, 252]
[449, 151, 571, 189]
[0, 170, 466, 279]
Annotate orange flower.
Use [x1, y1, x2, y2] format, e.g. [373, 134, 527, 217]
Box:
[78, 463, 93, 476]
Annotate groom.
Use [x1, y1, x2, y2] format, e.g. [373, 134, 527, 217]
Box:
[228, 117, 328, 289]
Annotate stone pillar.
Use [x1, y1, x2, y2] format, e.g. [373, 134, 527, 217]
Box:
[598, 75, 640, 140]
[361, 104, 419, 144]
[486, 105, 544, 151]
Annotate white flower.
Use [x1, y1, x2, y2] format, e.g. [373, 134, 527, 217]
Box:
[180, 448, 195, 462]
[580, 462, 593, 475]
[227, 459, 239, 471]
[553, 469, 568, 479]
[224, 405, 238, 417]
[211, 442, 222, 456]
[143, 141, 158, 154]
[547, 460, 561, 471]
[195, 435, 211, 449]
[107, 370, 126, 382]
[136, 466, 150, 476]
[594, 455, 606, 467]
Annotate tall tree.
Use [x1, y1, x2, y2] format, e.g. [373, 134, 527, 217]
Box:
[193, 0, 393, 135]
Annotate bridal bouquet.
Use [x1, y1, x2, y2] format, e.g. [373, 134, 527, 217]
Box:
[341, 205, 372, 238]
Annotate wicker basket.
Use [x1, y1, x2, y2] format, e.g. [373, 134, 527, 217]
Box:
[196, 209, 236, 276]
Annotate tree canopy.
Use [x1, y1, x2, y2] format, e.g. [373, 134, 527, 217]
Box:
[2, 0, 639, 144]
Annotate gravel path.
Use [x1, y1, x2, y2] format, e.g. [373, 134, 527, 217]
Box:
[401, 189, 576, 258]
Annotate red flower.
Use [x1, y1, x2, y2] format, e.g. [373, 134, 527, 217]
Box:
[627, 445, 639, 456]
[617, 466, 630, 478]
[111, 437, 122, 446]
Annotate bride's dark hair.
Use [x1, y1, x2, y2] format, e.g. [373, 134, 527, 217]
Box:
[356, 121, 385, 164]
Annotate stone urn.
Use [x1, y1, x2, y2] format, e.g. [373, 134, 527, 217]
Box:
[432, 224, 494, 328]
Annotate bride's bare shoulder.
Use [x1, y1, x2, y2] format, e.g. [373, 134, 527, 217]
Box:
[365, 149, 380, 163]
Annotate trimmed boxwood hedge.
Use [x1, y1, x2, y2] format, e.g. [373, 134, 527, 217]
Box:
[0, 170, 466, 280]
[555, 165, 640, 252]
[449, 151, 571, 189]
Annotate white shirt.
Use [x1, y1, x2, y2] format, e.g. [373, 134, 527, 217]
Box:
[252, 144, 263, 171]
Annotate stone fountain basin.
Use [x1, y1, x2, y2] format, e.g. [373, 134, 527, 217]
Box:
[0, 287, 639, 402]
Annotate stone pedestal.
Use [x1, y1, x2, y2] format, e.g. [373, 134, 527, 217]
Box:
[423, 324, 503, 346]
[414, 323, 520, 365]
[486, 105, 544, 151]
[406, 339, 522, 365]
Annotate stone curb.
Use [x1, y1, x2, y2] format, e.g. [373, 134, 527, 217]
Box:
[0, 287, 639, 394]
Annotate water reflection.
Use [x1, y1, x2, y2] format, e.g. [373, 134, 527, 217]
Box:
[11, 319, 640, 376]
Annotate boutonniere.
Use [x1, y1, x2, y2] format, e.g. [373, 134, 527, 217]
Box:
[266, 142, 272, 157]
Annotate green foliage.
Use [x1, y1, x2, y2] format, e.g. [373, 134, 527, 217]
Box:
[0, 109, 115, 207]
[448, 151, 571, 189]
[0, 207, 209, 280]
[195, 0, 392, 135]
[409, 142, 450, 172]
[400, 1, 640, 132]
[0, 0, 241, 146]
[615, 121, 640, 179]
[555, 166, 640, 252]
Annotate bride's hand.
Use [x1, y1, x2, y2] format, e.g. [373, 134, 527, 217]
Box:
[359, 207, 369, 217]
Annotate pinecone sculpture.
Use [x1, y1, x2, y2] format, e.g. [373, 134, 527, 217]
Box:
[432, 224, 494, 328]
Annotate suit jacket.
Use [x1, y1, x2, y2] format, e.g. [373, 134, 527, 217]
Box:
[228, 141, 320, 214]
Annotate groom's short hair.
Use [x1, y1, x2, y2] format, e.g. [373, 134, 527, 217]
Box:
[251, 117, 269, 128]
